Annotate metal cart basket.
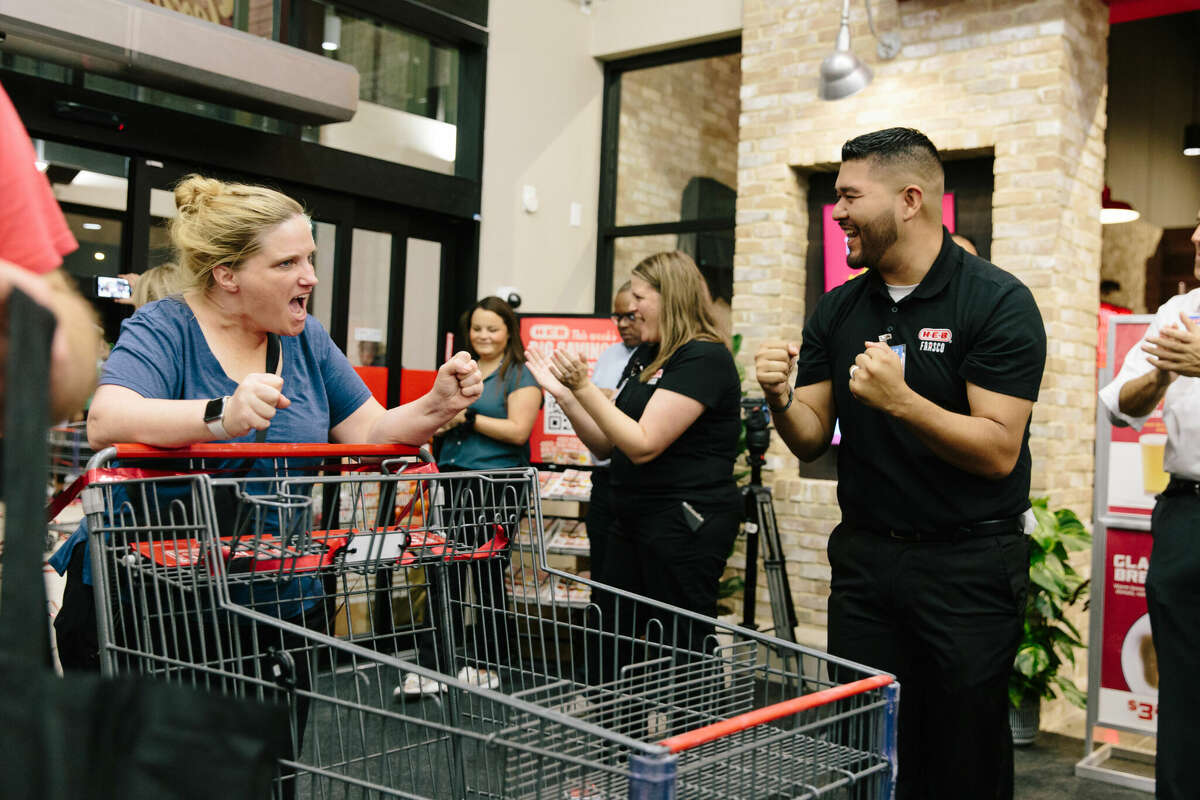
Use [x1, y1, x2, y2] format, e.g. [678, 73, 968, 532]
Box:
[74, 443, 898, 799]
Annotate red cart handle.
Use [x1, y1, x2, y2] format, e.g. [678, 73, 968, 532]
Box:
[657, 673, 895, 754]
[47, 442, 433, 522]
[109, 443, 429, 460]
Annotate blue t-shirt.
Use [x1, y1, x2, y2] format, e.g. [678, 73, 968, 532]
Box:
[50, 297, 372, 614]
[437, 362, 538, 470]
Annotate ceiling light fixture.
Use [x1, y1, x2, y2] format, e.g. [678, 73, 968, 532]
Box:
[819, 0, 900, 101]
[322, 11, 341, 52]
[1184, 123, 1200, 158]
[1100, 186, 1139, 225]
[93, 251, 106, 261]
[82, 222, 102, 230]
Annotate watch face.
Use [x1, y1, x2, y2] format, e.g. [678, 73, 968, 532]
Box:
[204, 397, 225, 423]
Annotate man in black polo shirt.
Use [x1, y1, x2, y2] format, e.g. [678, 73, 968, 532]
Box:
[755, 127, 1046, 800]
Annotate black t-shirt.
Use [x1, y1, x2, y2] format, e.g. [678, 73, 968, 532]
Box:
[610, 339, 741, 500]
[795, 228, 1046, 531]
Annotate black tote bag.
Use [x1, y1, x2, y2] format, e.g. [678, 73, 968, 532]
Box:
[0, 290, 291, 800]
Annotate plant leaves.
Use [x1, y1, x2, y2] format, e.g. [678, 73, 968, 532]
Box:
[1053, 675, 1088, 709]
[1030, 564, 1063, 595]
[1015, 495, 1092, 711]
[1033, 591, 1062, 621]
[718, 575, 745, 598]
[1014, 643, 1051, 678]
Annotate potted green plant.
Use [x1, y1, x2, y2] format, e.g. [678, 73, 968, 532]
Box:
[1009, 496, 1091, 745]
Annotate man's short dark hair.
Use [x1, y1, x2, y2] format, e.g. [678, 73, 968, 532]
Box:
[842, 127, 944, 184]
[1100, 279, 1121, 294]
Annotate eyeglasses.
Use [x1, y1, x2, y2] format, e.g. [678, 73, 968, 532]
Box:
[611, 312, 637, 323]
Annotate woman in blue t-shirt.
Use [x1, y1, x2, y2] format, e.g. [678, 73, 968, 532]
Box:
[401, 296, 540, 696]
[52, 174, 482, 672]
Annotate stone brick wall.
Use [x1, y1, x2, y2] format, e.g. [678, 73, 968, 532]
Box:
[247, 0, 274, 38]
[1101, 220, 1163, 314]
[732, 0, 1109, 733]
[611, 54, 741, 292]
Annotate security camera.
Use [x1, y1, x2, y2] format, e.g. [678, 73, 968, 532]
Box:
[494, 285, 522, 309]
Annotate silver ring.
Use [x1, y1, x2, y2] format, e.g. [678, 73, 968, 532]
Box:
[849, 364, 859, 380]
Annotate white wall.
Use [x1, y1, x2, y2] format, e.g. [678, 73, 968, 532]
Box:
[589, 0, 742, 59]
[478, 0, 743, 314]
[1106, 15, 1200, 229]
[478, 0, 603, 314]
[319, 100, 456, 176]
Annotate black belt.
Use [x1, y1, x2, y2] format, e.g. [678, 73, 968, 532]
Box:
[1163, 477, 1200, 496]
[858, 516, 1024, 543]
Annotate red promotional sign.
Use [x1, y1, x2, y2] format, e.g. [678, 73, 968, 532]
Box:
[519, 315, 621, 465]
[1097, 527, 1158, 733]
[1105, 320, 1165, 517]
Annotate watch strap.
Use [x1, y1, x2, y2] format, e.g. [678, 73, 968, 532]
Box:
[205, 396, 231, 439]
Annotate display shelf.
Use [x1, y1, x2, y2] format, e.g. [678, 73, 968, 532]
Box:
[512, 518, 590, 557]
[504, 562, 592, 609]
[537, 468, 592, 503]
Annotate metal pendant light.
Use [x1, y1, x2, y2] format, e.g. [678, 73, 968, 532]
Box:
[1100, 186, 1140, 225]
[819, 0, 900, 101]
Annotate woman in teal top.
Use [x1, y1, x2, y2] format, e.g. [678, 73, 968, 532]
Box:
[435, 296, 541, 469]
[401, 296, 541, 696]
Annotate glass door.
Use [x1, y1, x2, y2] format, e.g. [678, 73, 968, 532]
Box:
[350, 205, 474, 409]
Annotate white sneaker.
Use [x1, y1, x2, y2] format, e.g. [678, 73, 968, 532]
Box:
[395, 672, 445, 698]
[456, 666, 501, 690]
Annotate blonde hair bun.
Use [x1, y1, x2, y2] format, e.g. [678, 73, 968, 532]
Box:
[174, 174, 224, 217]
[167, 174, 305, 293]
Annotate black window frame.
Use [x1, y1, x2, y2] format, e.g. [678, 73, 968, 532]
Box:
[594, 36, 741, 315]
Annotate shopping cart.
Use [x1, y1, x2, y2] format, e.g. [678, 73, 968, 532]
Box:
[48, 421, 93, 488]
[73, 443, 897, 799]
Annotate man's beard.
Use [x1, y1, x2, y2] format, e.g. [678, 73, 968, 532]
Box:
[847, 209, 898, 268]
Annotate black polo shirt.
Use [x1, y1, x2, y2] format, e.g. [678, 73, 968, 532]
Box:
[795, 228, 1046, 531]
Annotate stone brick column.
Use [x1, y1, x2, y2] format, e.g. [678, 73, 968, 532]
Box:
[731, 2, 1109, 727]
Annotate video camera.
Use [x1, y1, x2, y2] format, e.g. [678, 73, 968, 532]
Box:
[741, 397, 772, 461]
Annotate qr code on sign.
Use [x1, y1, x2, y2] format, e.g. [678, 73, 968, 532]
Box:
[544, 395, 575, 434]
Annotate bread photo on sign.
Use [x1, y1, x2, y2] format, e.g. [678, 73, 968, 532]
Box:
[1140, 634, 1159, 690]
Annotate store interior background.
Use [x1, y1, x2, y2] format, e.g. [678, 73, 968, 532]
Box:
[9, 0, 1200, 749]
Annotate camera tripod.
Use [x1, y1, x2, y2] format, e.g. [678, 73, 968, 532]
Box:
[739, 399, 798, 643]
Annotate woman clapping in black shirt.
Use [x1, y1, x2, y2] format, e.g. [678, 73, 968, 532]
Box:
[526, 251, 741, 664]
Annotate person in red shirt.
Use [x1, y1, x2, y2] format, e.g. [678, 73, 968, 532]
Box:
[0, 80, 100, 421]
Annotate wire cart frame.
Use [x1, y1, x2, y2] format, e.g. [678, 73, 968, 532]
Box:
[71, 443, 897, 799]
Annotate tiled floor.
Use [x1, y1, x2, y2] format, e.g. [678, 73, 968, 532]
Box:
[1016, 732, 1152, 799]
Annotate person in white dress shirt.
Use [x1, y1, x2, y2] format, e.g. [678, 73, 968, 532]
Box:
[586, 281, 642, 581]
[1098, 209, 1200, 800]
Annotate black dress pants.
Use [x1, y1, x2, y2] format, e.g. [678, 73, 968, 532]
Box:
[585, 469, 614, 584]
[414, 468, 521, 675]
[1146, 488, 1200, 800]
[582, 468, 617, 686]
[606, 493, 740, 654]
[601, 492, 739, 733]
[827, 524, 1029, 800]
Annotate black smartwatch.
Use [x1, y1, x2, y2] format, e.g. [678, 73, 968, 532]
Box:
[463, 408, 478, 431]
[204, 396, 230, 439]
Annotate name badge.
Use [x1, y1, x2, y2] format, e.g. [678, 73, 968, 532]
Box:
[892, 343, 906, 376]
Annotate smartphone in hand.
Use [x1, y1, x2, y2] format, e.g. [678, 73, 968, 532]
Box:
[96, 276, 131, 299]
